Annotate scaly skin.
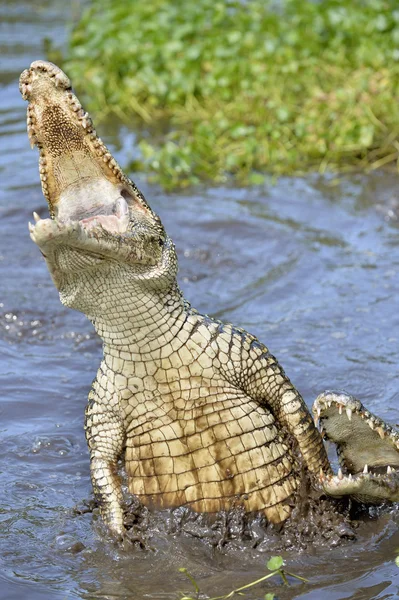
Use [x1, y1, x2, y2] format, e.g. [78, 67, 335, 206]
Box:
[20, 61, 399, 538]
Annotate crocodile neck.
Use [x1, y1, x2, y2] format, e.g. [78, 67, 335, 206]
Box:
[90, 279, 191, 355]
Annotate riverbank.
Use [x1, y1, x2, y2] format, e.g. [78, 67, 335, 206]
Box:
[61, 0, 399, 188]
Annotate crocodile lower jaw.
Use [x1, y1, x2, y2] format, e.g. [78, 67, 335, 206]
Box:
[320, 470, 399, 503]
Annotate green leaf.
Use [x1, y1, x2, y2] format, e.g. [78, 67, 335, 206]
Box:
[248, 173, 266, 185]
[267, 556, 284, 571]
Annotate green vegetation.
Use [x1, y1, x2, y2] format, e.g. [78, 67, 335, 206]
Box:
[177, 555, 307, 599]
[62, 0, 399, 188]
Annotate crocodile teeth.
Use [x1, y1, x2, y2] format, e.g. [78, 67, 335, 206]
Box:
[338, 468, 343, 480]
[80, 113, 92, 129]
[346, 407, 352, 421]
[387, 466, 393, 474]
[28, 126, 37, 148]
[363, 464, 368, 474]
[54, 71, 70, 89]
[22, 83, 32, 99]
[28, 222, 35, 233]
[338, 405, 343, 415]
[376, 426, 386, 439]
[348, 473, 352, 480]
[33, 212, 41, 223]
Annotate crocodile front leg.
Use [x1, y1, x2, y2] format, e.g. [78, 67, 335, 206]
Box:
[224, 335, 331, 476]
[251, 355, 330, 475]
[85, 388, 125, 538]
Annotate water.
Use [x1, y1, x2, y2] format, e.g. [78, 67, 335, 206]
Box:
[1, 1, 399, 598]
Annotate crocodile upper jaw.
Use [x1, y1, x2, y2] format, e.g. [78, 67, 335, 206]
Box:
[19, 59, 155, 240]
[20, 61, 134, 219]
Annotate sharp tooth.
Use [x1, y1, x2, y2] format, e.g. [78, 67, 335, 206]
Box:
[376, 427, 386, 439]
[319, 468, 325, 482]
[338, 468, 343, 480]
[348, 473, 352, 480]
[387, 466, 392, 475]
[317, 407, 321, 418]
[338, 405, 343, 415]
[327, 401, 332, 408]
[363, 464, 368, 474]
[346, 408, 352, 421]
[33, 212, 41, 223]
[28, 222, 34, 233]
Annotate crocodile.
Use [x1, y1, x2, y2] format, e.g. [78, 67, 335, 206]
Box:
[20, 60, 399, 539]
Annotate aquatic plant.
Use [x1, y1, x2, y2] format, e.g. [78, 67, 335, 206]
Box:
[62, 0, 399, 188]
[177, 555, 307, 599]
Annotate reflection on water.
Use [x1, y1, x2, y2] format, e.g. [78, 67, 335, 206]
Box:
[1, 1, 399, 599]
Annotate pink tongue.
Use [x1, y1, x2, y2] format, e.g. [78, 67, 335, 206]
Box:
[80, 215, 124, 233]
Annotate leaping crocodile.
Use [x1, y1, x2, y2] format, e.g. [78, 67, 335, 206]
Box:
[20, 61, 399, 539]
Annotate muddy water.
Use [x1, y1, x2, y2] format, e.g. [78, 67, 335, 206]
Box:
[1, 2, 399, 599]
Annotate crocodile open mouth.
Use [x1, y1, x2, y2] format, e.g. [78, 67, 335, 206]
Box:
[20, 60, 145, 237]
[313, 391, 399, 502]
[30, 192, 130, 238]
[52, 178, 133, 234]
[22, 61, 166, 290]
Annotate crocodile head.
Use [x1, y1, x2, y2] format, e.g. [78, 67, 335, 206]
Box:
[20, 61, 176, 322]
[313, 391, 399, 504]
